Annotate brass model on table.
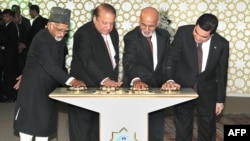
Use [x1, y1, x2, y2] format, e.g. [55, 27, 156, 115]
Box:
[66, 86, 186, 96]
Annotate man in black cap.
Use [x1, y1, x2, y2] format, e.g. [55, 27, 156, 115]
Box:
[13, 7, 86, 141]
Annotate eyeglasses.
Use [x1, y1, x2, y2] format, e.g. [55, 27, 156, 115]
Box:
[54, 27, 69, 34]
[51, 23, 69, 34]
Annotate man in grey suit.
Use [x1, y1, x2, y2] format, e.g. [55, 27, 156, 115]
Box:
[162, 13, 229, 141]
[13, 7, 85, 141]
[69, 3, 122, 141]
[123, 7, 171, 141]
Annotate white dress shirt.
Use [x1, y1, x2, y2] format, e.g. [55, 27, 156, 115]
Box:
[199, 38, 211, 72]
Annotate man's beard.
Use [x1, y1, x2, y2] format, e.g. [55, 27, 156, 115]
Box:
[55, 36, 63, 41]
[141, 31, 153, 37]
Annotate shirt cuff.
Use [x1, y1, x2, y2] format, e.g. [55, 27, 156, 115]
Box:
[130, 77, 140, 86]
[66, 77, 75, 86]
[166, 80, 175, 83]
[100, 77, 109, 85]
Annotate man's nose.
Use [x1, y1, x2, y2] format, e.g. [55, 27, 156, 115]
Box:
[106, 24, 112, 30]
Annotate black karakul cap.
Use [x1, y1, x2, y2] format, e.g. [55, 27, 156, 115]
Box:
[49, 7, 71, 25]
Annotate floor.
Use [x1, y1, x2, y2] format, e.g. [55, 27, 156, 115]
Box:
[1, 102, 250, 141]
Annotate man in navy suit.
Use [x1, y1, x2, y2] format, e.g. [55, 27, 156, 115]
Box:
[69, 3, 122, 141]
[123, 7, 171, 141]
[162, 13, 229, 141]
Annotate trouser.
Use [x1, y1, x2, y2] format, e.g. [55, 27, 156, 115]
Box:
[3, 63, 20, 100]
[174, 98, 216, 141]
[68, 105, 99, 141]
[149, 109, 165, 141]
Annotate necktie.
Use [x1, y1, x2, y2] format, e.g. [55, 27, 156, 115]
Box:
[146, 36, 153, 55]
[197, 43, 203, 73]
[193, 43, 203, 92]
[104, 35, 115, 69]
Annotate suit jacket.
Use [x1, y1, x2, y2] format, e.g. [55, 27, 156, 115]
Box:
[70, 21, 119, 87]
[3, 22, 19, 65]
[123, 26, 171, 87]
[165, 25, 229, 103]
[20, 15, 31, 33]
[27, 16, 48, 48]
[14, 29, 70, 136]
[17, 23, 27, 45]
[17, 23, 28, 71]
[0, 25, 6, 65]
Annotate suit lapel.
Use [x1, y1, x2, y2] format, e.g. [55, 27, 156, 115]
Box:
[184, 26, 200, 74]
[190, 40, 199, 74]
[135, 27, 154, 69]
[143, 36, 154, 67]
[96, 33, 114, 69]
[156, 32, 163, 63]
[110, 32, 119, 64]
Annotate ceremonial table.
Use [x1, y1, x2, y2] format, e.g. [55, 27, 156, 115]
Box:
[49, 87, 198, 141]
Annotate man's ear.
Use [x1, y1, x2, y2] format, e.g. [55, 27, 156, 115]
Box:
[47, 22, 51, 29]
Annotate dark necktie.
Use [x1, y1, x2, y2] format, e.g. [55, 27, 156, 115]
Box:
[197, 43, 203, 73]
[194, 43, 203, 92]
[146, 36, 153, 55]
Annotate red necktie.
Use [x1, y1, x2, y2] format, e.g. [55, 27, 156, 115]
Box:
[146, 36, 153, 55]
[197, 43, 203, 73]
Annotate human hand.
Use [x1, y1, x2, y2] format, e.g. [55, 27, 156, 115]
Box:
[70, 79, 86, 87]
[18, 43, 26, 54]
[14, 75, 22, 90]
[161, 81, 181, 90]
[132, 80, 148, 90]
[102, 78, 123, 87]
[215, 103, 224, 115]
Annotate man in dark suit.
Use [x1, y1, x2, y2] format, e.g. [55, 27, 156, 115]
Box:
[12, 10, 28, 72]
[2, 9, 20, 102]
[13, 7, 85, 141]
[27, 4, 48, 49]
[162, 13, 229, 141]
[0, 10, 6, 101]
[69, 3, 122, 141]
[123, 7, 171, 141]
[11, 4, 31, 33]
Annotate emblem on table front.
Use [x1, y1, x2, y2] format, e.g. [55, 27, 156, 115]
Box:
[111, 127, 138, 141]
